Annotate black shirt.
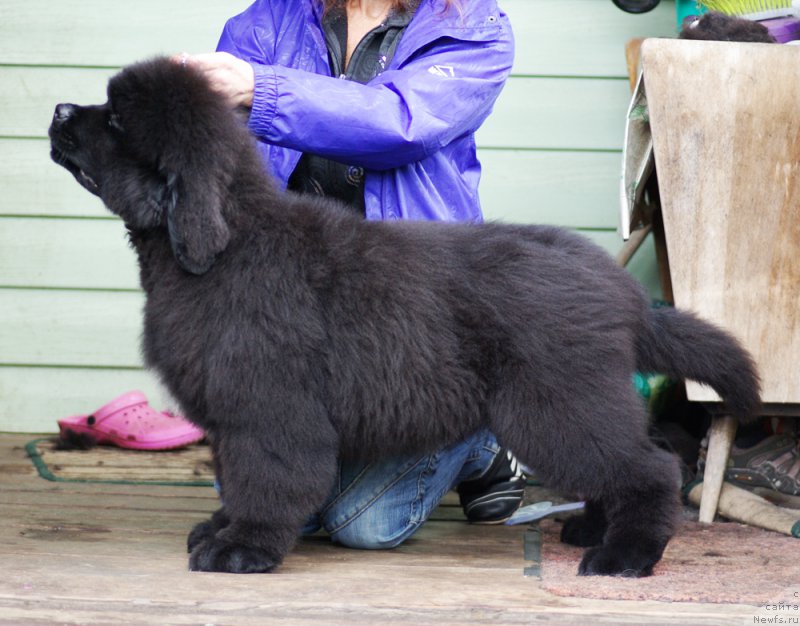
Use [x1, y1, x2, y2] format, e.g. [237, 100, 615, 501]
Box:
[287, 8, 413, 214]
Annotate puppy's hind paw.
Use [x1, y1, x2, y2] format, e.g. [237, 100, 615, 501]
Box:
[189, 538, 279, 574]
[560, 514, 605, 547]
[577, 544, 658, 578]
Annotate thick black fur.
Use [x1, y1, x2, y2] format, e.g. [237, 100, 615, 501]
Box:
[48, 58, 761, 577]
[679, 12, 777, 43]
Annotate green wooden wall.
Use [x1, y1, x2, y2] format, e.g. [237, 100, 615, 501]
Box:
[0, 1, 676, 432]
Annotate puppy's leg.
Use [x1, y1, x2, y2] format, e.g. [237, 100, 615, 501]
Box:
[560, 500, 606, 547]
[577, 442, 680, 577]
[188, 437, 229, 553]
[189, 424, 338, 574]
[490, 373, 680, 577]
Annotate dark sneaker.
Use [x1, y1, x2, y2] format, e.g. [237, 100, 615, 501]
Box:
[457, 449, 526, 524]
[699, 434, 800, 496]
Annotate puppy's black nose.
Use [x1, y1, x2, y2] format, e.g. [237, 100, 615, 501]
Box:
[53, 103, 76, 124]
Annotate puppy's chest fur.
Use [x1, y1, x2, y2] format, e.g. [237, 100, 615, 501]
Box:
[130, 214, 494, 448]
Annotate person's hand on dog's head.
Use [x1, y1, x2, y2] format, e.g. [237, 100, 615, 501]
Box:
[172, 51, 255, 108]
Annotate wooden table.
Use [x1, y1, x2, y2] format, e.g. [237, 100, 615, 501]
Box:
[641, 38, 800, 522]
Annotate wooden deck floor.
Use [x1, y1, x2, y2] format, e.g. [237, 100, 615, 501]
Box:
[0, 434, 757, 625]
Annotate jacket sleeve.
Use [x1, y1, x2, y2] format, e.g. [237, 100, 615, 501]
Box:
[220, 20, 514, 171]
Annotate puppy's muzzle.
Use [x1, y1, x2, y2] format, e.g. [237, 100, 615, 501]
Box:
[52, 103, 78, 126]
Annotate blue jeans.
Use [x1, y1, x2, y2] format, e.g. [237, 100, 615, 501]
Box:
[302, 428, 501, 549]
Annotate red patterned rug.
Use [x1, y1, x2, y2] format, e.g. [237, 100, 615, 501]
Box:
[538, 519, 798, 606]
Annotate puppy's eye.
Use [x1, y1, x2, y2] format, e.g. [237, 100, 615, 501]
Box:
[108, 112, 124, 132]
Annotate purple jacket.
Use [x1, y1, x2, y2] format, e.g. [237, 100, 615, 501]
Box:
[217, 0, 514, 223]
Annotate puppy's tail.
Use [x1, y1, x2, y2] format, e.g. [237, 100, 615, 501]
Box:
[636, 307, 761, 421]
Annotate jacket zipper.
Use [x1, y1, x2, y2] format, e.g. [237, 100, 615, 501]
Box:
[325, 19, 396, 81]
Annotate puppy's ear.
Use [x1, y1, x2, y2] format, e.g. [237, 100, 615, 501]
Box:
[159, 67, 233, 275]
[110, 58, 235, 275]
[164, 167, 230, 275]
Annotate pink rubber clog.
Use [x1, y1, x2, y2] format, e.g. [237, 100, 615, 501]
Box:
[57, 391, 205, 451]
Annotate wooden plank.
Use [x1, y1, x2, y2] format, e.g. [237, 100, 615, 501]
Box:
[506, 0, 676, 77]
[480, 150, 623, 228]
[479, 77, 634, 150]
[0, 434, 762, 625]
[0, 0, 675, 78]
[2, 486, 217, 514]
[0, 218, 140, 289]
[27, 439, 214, 484]
[643, 39, 800, 403]
[4, 67, 631, 151]
[6, 500, 212, 536]
[0, 289, 145, 367]
[0, 1, 252, 67]
[0, 67, 115, 137]
[0, 139, 108, 217]
[1, 140, 623, 228]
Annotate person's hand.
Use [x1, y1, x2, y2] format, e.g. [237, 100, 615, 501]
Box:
[174, 52, 255, 108]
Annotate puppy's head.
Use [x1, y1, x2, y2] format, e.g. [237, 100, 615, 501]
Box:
[49, 57, 239, 275]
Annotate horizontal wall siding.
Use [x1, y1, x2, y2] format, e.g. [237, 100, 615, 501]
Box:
[1, 67, 114, 137]
[2, 140, 625, 227]
[0, 139, 107, 217]
[479, 150, 626, 227]
[1, 0, 675, 75]
[1, 367, 177, 433]
[0, 291, 144, 367]
[508, 0, 676, 76]
[1, 2, 253, 67]
[4, 69, 633, 148]
[0, 0, 676, 431]
[478, 77, 634, 151]
[0, 218, 138, 289]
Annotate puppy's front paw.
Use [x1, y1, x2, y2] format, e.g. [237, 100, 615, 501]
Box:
[577, 544, 658, 578]
[188, 509, 231, 553]
[187, 520, 216, 553]
[189, 538, 279, 574]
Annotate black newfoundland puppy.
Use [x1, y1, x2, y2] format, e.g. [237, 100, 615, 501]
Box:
[49, 58, 759, 577]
